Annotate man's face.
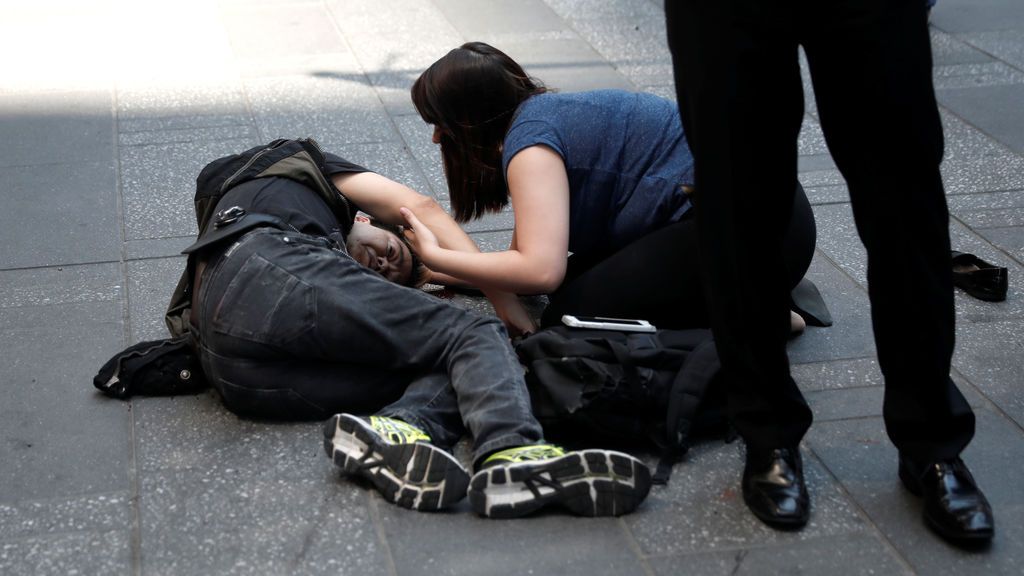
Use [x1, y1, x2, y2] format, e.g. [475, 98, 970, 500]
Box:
[346, 222, 413, 285]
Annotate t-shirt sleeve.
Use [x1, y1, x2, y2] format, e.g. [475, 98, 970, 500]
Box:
[501, 119, 565, 178]
[323, 152, 370, 176]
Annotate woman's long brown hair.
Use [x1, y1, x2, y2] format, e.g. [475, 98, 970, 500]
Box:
[411, 42, 547, 222]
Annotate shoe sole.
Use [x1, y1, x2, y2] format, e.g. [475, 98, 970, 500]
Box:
[898, 463, 994, 543]
[468, 450, 652, 519]
[323, 414, 469, 511]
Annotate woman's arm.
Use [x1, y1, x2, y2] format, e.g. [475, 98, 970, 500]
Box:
[333, 171, 539, 335]
[401, 145, 571, 294]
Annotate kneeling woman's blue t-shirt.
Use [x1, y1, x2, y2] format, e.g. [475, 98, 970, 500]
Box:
[501, 90, 694, 258]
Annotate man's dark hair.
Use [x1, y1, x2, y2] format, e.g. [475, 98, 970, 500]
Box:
[411, 42, 547, 223]
[368, 219, 429, 287]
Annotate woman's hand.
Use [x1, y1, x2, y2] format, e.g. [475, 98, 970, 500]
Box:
[402, 206, 537, 337]
[399, 206, 440, 265]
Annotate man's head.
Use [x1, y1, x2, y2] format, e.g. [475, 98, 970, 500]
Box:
[346, 219, 427, 287]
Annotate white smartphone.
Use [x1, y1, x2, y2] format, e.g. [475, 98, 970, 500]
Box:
[561, 314, 656, 333]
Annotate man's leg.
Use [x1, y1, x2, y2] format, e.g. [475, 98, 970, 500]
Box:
[201, 229, 651, 516]
[323, 373, 471, 511]
[799, 0, 991, 543]
[666, 0, 813, 528]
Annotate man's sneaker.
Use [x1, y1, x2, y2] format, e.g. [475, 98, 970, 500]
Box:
[323, 413, 470, 511]
[468, 445, 652, 519]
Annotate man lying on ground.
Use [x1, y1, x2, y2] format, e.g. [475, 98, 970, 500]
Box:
[186, 142, 652, 518]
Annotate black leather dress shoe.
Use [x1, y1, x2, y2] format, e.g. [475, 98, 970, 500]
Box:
[899, 456, 994, 544]
[742, 447, 810, 529]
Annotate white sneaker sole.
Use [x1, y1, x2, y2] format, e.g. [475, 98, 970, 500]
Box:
[468, 449, 652, 518]
[323, 413, 469, 511]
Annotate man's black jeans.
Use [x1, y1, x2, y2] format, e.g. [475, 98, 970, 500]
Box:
[191, 227, 543, 464]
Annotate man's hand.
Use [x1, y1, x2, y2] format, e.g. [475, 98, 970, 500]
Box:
[490, 292, 538, 338]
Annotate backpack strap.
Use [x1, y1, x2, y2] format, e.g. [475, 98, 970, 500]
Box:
[653, 335, 722, 484]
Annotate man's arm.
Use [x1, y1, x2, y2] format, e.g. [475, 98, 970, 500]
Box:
[332, 171, 537, 336]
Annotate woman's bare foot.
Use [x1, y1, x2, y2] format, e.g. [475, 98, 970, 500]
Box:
[790, 310, 806, 335]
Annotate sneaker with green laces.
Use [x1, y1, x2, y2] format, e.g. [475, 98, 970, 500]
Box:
[323, 413, 470, 511]
[468, 444, 652, 519]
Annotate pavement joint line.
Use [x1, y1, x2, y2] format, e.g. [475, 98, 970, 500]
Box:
[799, 443, 919, 575]
[615, 515, 658, 576]
[365, 490, 400, 576]
[950, 365, 1024, 436]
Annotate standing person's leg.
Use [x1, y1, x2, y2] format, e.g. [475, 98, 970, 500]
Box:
[667, 0, 812, 528]
[799, 0, 991, 542]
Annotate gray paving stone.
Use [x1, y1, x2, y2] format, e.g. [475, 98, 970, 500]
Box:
[333, 141, 432, 200]
[0, 263, 121, 309]
[124, 237, 196, 261]
[326, 0, 463, 89]
[929, 0, 1024, 34]
[647, 533, 910, 576]
[133, 392, 323, 477]
[220, 3, 349, 60]
[568, 17, 674, 88]
[245, 75, 397, 149]
[496, 37, 635, 93]
[798, 152, 837, 173]
[444, 202, 516, 233]
[543, 0, 664, 22]
[0, 301, 130, 503]
[392, 114, 450, 200]
[805, 410, 1024, 574]
[798, 115, 829, 156]
[975, 225, 1024, 263]
[801, 372, 987, 422]
[120, 137, 256, 241]
[960, 29, 1024, 71]
[786, 254, 877, 365]
[930, 28, 997, 66]
[378, 506, 647, 576]
[792, 357, 884, 393]
[0, 529, 131, 576]
[627, 441, 868, 556]
[126, 257, 185, 342]
[932, 61, 1024, 90]
[953, 320, 1024, 428]
[957, 207, 1024, 229]
[117, 84, 250, 129]
[434, 0, 566, 39]
[804, 184, 849, 205]
[0, 160, 119, 269]
[941, 153, 1024, 195]
[119, 124, 257, 147]
[947, 189, 1024, 212]
[642, 84, 677, 102]
[798, 168, 846, 188]
[0, 492, 131, 540]
[0, 90, 114, 168]
[938, 85, 1024, 155]
[139, 471, 388, 576]
[941, 108, 1022, 162]
[468, 230, 515, 253]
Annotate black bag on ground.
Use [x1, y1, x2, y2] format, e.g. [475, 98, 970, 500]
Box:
[514, 326, 726, 484]
[94, 335, 206, 399]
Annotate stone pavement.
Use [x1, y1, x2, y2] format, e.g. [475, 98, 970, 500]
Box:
[1, 0, 1022, 574]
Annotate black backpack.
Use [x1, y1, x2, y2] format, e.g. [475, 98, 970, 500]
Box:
[515, 326, 727, 483]
[95, 138, 346, 399]
[165, 138, 352, 338]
